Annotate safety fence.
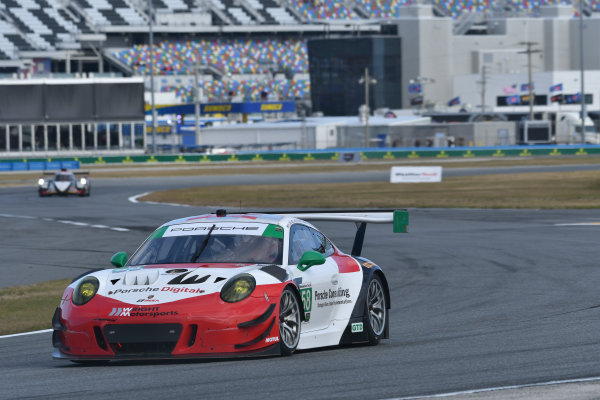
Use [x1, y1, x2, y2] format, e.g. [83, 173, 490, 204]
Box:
[1, 145, 599, 171]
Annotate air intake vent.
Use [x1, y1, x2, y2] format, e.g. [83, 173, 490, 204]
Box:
[103, 324, 182, 356]
[123, 269, 160, 285]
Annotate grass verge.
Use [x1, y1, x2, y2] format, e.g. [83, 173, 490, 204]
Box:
[140, 170, 600, 209]
[0, 279, 70, 336]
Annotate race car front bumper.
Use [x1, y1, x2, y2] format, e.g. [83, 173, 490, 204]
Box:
[52, 293, 283, 361]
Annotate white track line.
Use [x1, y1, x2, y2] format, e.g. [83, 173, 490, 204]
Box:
[128, 191, 191, 207]
[0, 214, 129, 232]
[386, 376, 600, 400]
[128, 191, 150, 203]
[0, 329, 52, 339]
[555, 222, 600, 226]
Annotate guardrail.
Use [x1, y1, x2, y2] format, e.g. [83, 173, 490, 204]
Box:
[0, 145, 599, 170]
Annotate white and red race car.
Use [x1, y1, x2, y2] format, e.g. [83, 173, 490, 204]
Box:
[52, 209, 408, 362]
[38, 169, 90, 197]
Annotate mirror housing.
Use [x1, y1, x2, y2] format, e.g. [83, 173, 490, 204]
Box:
[297, 250, 326, 271]
[110, 252, 128, 268]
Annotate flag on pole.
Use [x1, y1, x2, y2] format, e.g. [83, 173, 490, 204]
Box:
[549, 83, 563, 92]
[447, 96, 460, 106]
[566, 93, 581, 103]
[503, 84, 517, 94]
[506, 95, 520, 105]
[521, 83, 534, 92]
[408, 83, 422, 93]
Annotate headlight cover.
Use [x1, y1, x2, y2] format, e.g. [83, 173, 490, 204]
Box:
[220, 274, 256, 303]
[38, 178, 45, 186]
[72, 276, 99, 305]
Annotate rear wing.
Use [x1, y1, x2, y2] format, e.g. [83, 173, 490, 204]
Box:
[42, 171, 90, 176]
[245, 209, 408, 258]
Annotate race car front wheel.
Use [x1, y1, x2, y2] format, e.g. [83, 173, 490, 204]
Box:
[279, 287, 300, 355]
[366, 274, 387, 345]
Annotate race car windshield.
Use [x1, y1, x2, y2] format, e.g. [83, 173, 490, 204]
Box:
[54, 174, 73, 182]
[128, 234, 283, 265]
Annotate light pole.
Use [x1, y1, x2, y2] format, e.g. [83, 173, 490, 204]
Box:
[147, 0, 157, 154]
[358, 67, 376, 148]
[579, 0, 586, 144]
[194, 63, 204, 146]
[518, 41, 541, 121]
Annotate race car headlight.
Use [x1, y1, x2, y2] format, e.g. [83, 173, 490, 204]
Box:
[220, 274, 255, 303]
[79, 178, 87, 185]
[72, 276, 99, 306]
[38, 178, 45, 186]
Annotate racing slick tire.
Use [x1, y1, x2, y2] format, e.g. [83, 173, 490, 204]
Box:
[278, 287, 301, 356]
[366, 274, 387, 345]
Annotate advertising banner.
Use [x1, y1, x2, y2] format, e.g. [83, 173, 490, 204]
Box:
[390, 166, 443, 183]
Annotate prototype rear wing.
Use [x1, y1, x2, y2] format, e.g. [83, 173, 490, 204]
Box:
[42, 171, 90, 176]
[269, 209, 408, 257]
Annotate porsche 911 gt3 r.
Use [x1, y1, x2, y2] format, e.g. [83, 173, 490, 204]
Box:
[52, 209, 408, 362]
[38, 169, 90, 197]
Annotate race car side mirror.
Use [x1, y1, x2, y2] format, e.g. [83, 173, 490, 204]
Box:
[297, 251, 325, 271]
[110, 252, 128, 268]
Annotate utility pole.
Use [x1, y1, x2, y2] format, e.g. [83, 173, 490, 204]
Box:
[358, 67, 377, 148]
[518, 41, 541, 121]
[579, 0, 586, 144]
[194, 63, 201, 146]
[147, 0, 157, 154]
[480, 65, 488, 113]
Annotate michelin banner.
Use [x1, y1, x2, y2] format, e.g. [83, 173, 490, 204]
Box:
[390, 166, 443, 183]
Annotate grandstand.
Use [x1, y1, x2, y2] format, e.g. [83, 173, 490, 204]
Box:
[0, 1, 599, 112]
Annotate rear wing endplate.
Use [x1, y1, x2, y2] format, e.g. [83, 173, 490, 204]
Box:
[276, 209, 408, 257]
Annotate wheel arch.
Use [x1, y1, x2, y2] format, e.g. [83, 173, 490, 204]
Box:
[284, 282, 306, 322]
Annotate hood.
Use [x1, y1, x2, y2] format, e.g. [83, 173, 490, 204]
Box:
[89, 264, 288, 305]
[54, 181, 71, 192]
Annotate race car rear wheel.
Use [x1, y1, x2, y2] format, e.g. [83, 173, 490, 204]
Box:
[366, 274, 387, 345]
[279, 287, 301, 355]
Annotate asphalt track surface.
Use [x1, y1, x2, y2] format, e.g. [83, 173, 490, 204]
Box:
[1, 164, 600, 400]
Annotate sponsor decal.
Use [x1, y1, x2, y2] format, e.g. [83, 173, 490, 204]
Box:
[265, 336, 279, 343]
[204, 104, 232, 112]
[260, 103, 283, 111]
[108, 306, 178, 317]
[109, 287, 159, 295]
[170, 226, 259, 232]
[161, 286, 204, 294]
[108, 286, 204, 295]
[299, 283, 312, 322]
[351, 322, 363, 333]
[361, 261, 375, 269]
[164, 223, 266, 237]
[137, 294, 160, 303]
[315, 287, 353, 308]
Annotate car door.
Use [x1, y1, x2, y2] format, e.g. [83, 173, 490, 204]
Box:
[287, 223, 338, 333]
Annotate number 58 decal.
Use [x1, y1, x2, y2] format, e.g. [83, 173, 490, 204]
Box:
[300, 287, 312, 321]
